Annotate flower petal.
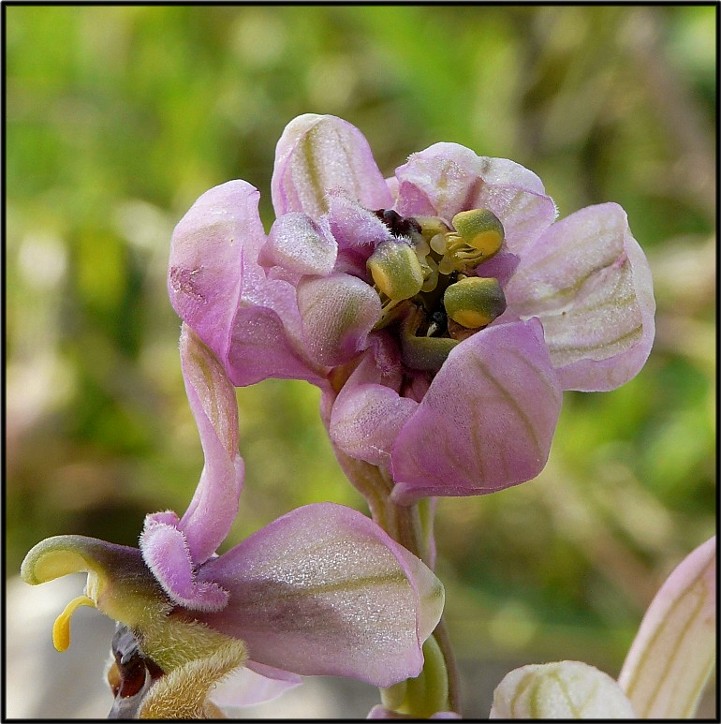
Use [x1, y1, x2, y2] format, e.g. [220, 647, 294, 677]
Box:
[168, 180, 264, 367]
[261, 212, 338, 276]
[489, 661, 636, 718]
[617, 536, 716, 718]
[195, 503, 444, 687]
[272, 114, 393, 218]
[207, 664, 302, 712]
[174, 325, 244, 565]
[169, 180, 325, 386]
[393, 143, 557, 254]
[505, 203, 655, 391]
[296, 272, 382, 366]
[139, 516, 229, 612]
[390, 319, 562, 503]
[330, 348, 417, 467]
[326, 190, 392, 250]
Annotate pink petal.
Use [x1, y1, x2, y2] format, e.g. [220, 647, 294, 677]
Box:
[505, 203, 655, 391]
[169, 180, 326, 386]
[175, 325, 244, 564]
[296, 272, 381, 366]
[330, 349, 417, 467]
[196, 503, 444, 687]
[168, 180, 264, 366]
[139, 516, 229, 611]
[390, 319, 562, 503]
[326, 190, 392, 250]
[207, 664, 302, 712]
[618, 536, 716, 718]
[393, 143, 557, 254]
[272, 114, 393, 218]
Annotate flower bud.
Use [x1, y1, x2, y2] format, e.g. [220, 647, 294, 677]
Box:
[443, 277, 506, 329]
[368, 240, 424, 301]
[451, 209, 504, 259]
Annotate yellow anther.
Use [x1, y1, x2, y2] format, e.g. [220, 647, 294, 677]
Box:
[443, 276, 506, 329]
[451, 209, 505, 258]
[367, 240, 424, 301]
[52, 594, 96, 652]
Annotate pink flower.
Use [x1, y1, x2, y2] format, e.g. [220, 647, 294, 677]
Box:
[21, 325, 444, 718]
[169, 114, 655, 503]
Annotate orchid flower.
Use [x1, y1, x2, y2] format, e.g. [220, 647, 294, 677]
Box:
[489, 536, 716, 719]
[168, 113, 655, 504]
[21, 325, 444, 718]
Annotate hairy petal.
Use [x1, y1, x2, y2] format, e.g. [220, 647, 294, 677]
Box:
[296, 273, 382, 366]
[174, 325, 244, 564]
[391, 319, 562, 503]
[326, 190, 392, 251]
[393, 143, 557, 253]
[505, 203, 655, 391]
[618, 536, 716, 718]
[489, 661, 636, 718]
[261, 212, 337, 276]
[139, 516, 229, 612]
[196, 503, 444, 687]
[272, 114, 393, 218]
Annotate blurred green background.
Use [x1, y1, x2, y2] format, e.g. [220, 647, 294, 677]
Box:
[6, 4, 716, 717]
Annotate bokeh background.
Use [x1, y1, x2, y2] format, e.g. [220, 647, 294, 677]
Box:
[5, 4, 716, 719]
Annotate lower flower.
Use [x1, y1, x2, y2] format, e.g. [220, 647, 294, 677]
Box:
[20, 325, 444, 717]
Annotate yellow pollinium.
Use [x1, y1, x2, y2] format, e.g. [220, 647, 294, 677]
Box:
[52, 594, 96, 651]
[367, 240, 424, 301]
[443, 276, 507, 329]
[451, 209, 505, 258]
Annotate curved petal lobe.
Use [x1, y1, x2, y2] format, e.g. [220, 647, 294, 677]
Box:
[174, 325, 244, 564]
[505, 203, 655, 391]
[272, 114, 393, 218]
[140, 516, 228, 612]
[393, 143, 557, 253]
[391, 319, 562, 503]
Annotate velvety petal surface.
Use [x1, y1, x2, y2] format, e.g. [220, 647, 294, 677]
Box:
[391, 319, 562, 503]
[139, 516, 229, 612]
[393, 143, 557, 254]
[618, 536, 716, 718]
[326, 190, 392, 250]
[296, 272, 382, 366]
[196, 503, 444, 687]
[261, 212, 337, 276]
[489, 661, 636, 718]
[272, 114, 393, 218]
[505, 203, 656, 391]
